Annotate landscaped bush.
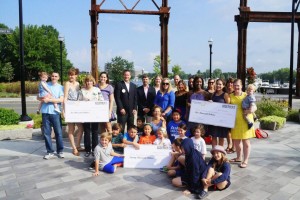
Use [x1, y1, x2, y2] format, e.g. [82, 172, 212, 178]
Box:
[256, 97, 288, 118]
[260, 115, 286, 130]
[0, 108, 20, 125]
[286, 109, 300, 123]
[29, 113, 42, 129]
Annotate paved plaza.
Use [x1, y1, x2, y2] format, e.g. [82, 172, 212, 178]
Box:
[0, 122, 300, 200]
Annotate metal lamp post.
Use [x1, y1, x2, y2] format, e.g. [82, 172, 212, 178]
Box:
[58, 35, 64, 85]
[208, 38, 213, 78]
[19, 0, 31, 121]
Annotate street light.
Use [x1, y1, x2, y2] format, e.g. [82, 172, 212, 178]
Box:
[58, 35, 64, 85]
[208, 38, 213, 78]
[19, 0, 31, 121]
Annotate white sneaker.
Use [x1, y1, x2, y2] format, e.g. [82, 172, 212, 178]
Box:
[43, 153, 54, 160]
[57, 152, 65, 158]
[54, 108, 61, 113]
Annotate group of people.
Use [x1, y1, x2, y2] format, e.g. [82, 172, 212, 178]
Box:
[37, 68, 257, 198]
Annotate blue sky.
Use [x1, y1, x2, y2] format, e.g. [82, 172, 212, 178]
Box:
[0, 0, 295, 74]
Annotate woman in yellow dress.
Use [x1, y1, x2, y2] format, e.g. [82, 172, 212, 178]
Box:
[229, 79, 256, 168]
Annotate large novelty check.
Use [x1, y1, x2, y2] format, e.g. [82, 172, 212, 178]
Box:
[189, 100, 237, 128]
[124, 145, 172, 169]
[64, 101, 109, 123]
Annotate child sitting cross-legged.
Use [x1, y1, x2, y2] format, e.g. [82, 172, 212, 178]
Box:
[138, 123, 156, 144]
[91, 132, 124, 176]
[111, 123, 126, 154]
[122, 125, 140, 149]
[197, 145, 231, 199]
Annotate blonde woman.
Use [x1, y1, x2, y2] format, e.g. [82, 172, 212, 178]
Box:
[154, 78, 175, 122]
[78, 75, 104, 157]
[63, 68, 83, 156]
[229, 79, 256, 168]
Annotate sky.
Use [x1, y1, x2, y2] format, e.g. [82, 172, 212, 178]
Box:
[0, 0, 296, 75]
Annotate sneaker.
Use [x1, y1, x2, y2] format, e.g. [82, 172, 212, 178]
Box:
[54, 108, 61, 113]
[36, 110, 40, 114]
[254, 117, 258, 121]
[57, 152, 65, 158]
[85, 152, 91, 157]
[43, 153, 54, 160]
[196, 190, 208, 199]
[248, 122, 253, 129]
[89, 161, 95, 170]
[160, 166, 168, 173]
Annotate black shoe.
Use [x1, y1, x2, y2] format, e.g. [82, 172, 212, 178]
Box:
[196, 190, 208, 199]
[248, 122, 253, 129]
[85, 152, 91, 157]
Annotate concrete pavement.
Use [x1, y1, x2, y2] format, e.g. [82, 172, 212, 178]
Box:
[0, 122, 300, 200]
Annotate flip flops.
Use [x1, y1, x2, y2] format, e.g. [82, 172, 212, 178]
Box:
[239, 162, 248, 168]
[226, 148, 236, 154]
[229, 158, 242, 163]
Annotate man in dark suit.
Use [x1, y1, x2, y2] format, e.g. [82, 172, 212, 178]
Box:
[137, 74, 156, 122]
[114, 70, 137, 132]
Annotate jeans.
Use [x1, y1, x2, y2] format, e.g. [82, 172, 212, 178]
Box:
[42, 113, 64, 153]
[83, 123, 99, 153]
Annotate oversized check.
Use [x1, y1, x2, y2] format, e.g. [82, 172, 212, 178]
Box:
[124, 145, 172, 169]
[189, 100, 237, 128]
[64, 101, 109, 123]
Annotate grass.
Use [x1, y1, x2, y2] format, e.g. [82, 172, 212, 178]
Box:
[0, 92, 20, 98]
[0, 124, 27, 131]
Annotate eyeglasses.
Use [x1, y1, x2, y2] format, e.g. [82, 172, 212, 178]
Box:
[162, 83, 169, 85]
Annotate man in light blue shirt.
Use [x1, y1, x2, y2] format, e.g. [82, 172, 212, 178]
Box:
[39, 72, 64, 159]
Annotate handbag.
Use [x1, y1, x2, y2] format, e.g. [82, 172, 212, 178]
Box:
[255, 128, 268, 139]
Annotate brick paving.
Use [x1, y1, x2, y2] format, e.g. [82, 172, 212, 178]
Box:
[0, 122, 299, 200]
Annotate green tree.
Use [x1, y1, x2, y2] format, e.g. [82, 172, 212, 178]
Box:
[212, 68, 223, 79]
[105, 56, 134, 82]
[0, 61, 14, 82]
[171, 64, 184, 78]
[0, 24, 72, 81]
[152, 55, 171, 76]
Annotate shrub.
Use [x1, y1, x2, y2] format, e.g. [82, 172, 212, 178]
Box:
[0, 108, 20, 125]
[0, 81, 39, 94]
[286, 109, 300, 123]
[260, 115, 286, 130]
[29, 113, 42, 128]
[256, 97, 287, 118]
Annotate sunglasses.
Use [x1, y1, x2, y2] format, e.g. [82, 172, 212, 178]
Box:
[162, 83, 169, 85]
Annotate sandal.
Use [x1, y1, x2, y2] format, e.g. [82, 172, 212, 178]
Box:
[239, 162, 248, 168]
[72, 149, 80, 156]
[226, 148, 236, 154]
[76, 146, 85, 152]
[229, 158, 242, 163]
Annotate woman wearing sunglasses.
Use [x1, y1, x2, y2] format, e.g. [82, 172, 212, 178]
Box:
[154, 78, 175, 122]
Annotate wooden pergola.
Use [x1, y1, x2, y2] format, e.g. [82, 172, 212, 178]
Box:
[89, 0, 170, 83]
[235, 0, 300, 96]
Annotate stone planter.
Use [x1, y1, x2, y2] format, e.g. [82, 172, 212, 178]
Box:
[0, 128, 33, 140]
[260, 121, 277, 130]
